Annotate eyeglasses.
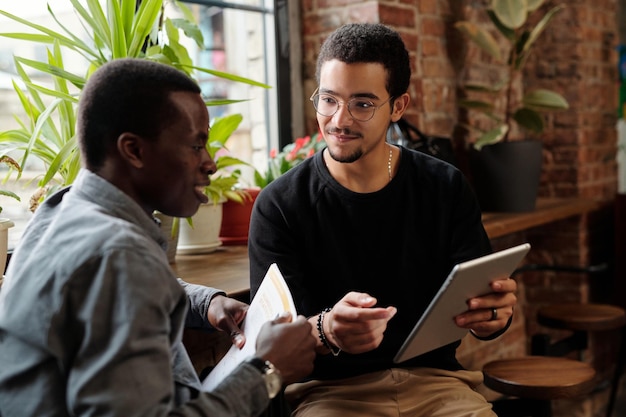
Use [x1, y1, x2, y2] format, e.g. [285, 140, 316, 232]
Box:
[309, 88, 393, 122]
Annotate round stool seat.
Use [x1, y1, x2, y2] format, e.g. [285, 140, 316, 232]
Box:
[483, 356, 596, 400]
[537, 303, 626, 332]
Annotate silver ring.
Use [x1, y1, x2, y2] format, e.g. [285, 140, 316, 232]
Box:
[490, 308, 498, 321]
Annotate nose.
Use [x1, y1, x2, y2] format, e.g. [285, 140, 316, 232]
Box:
[332, 101, 354, 128]
[202, 151, 217, 176]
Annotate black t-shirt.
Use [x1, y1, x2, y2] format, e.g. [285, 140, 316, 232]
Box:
[249, 146, 492, 380]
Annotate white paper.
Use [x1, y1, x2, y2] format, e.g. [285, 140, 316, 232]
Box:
[201, 263, 297, 391]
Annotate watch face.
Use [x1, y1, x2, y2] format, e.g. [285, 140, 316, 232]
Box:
[265, 370, 282, 399]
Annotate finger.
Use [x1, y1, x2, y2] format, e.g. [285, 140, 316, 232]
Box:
[272, 311, 293, 324]
[220, 318, 246, 348]
[342, 292, 378, 308]
[468, 292, 516, 310]
[491, 278, 517, 292]
[335, 299, 397, 321]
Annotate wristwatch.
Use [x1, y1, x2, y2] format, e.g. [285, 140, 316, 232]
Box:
[247, 357, 283, 399]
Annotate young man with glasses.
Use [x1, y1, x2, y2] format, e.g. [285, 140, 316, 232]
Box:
[248, 23, 517, 416]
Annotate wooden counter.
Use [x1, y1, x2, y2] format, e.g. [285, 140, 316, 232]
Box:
[172, 245, 250, 301]
[172, 198, 600, 299]
[482, 198, 599, 239]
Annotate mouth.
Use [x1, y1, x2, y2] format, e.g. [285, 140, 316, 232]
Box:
[194, 184, 210, 204]
[327, 129, 360, 142]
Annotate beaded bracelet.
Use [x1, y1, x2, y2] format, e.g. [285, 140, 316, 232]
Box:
[317, 307, 341, 356]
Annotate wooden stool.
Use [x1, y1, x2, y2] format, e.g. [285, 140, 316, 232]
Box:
[533, 303, 626, 417]
[483, 356, 597, 417]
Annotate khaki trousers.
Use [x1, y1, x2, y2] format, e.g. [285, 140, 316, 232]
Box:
[284, 368, 496, 417]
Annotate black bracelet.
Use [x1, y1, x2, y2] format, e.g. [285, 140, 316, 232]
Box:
[317, 307, 341, 356]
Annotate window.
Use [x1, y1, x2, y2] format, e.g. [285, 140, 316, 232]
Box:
[180, 0, 299, 182]
[0, 1, 296, 249]
[180, 0, 283, 183]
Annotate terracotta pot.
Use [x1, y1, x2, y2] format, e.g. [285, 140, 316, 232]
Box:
[220, 187, 261, 245]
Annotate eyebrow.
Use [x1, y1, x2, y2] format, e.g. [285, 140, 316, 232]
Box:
[318, 88, 380, 100]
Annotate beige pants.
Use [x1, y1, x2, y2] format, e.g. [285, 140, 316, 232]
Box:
[285, 368, 496, 417]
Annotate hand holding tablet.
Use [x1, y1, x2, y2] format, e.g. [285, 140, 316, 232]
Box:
[393, 243, 531, 363]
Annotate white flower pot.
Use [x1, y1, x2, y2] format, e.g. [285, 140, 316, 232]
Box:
[177, 202, 224, 255]
[0, 218, 15, 285]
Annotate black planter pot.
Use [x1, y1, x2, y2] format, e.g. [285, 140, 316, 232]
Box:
[469, 140, 542, 212]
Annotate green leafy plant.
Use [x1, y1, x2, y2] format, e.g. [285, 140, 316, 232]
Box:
[254, 131, 325, 188]
[455, 0, 569, 150]
[0, 0, 269, 207]
[205, 113, 249, 204]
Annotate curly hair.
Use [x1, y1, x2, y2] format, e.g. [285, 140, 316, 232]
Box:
[316, 23, 410, 99]
[77, 58, 201, 170]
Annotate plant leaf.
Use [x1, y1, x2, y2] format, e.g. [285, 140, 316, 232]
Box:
[454, 21, 502, 62]
[128, 0, 163, 56]
[187, 65, 272, 89]
[474, 125, 509, 150]
[487, 10, 516, 40]
[491, 0, 529, 30]
[463, 80, 507, 93]
[522, 89, 569, 110]
[170, 18, 204, 49]
[513, 107, 544, 133]
[15, 57, 85, 90]
[209, 114, 244, 149]
[515, 4, 565, 70]
[458, 99, 496, 112]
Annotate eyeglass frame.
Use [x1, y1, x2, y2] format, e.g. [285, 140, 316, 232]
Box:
[309, 87, 394, 122]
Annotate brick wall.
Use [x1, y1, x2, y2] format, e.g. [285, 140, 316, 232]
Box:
[299, 1, 619, 415]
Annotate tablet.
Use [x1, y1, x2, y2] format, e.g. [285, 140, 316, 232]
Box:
[393, 243, 531, 363]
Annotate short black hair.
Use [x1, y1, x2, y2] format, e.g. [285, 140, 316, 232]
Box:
[316, 23, 411, 99]
[77, 58, 202, 170]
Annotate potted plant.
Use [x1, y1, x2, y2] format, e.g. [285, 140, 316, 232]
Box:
[177, 113, 250, 254]
[253, 131, 326, 188]
[0, 0, 268, 257]
[455, 0, 569, 212]
[218, 131, 325, 246]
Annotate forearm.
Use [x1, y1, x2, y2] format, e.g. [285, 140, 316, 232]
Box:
[178, 278, 226, 329]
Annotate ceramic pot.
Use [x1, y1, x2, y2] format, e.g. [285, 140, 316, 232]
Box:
[0, 218, 14, 281]
[177, 202, 224, 255]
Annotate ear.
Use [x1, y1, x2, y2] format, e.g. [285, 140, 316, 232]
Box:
[390, 93, 410, 123]
[117, 132, 145, 169]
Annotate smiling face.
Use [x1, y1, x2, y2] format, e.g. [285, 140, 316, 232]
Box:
[137, 91, 216, 218]
[317, 60, 406, 164]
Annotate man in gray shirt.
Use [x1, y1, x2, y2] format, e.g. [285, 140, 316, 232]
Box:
[0, 58, 316, 416]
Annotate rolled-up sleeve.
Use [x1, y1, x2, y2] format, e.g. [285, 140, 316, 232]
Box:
[177, 279, 226, 329]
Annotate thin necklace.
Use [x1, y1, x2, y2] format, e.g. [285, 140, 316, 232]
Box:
[387, 145, 393, 182]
